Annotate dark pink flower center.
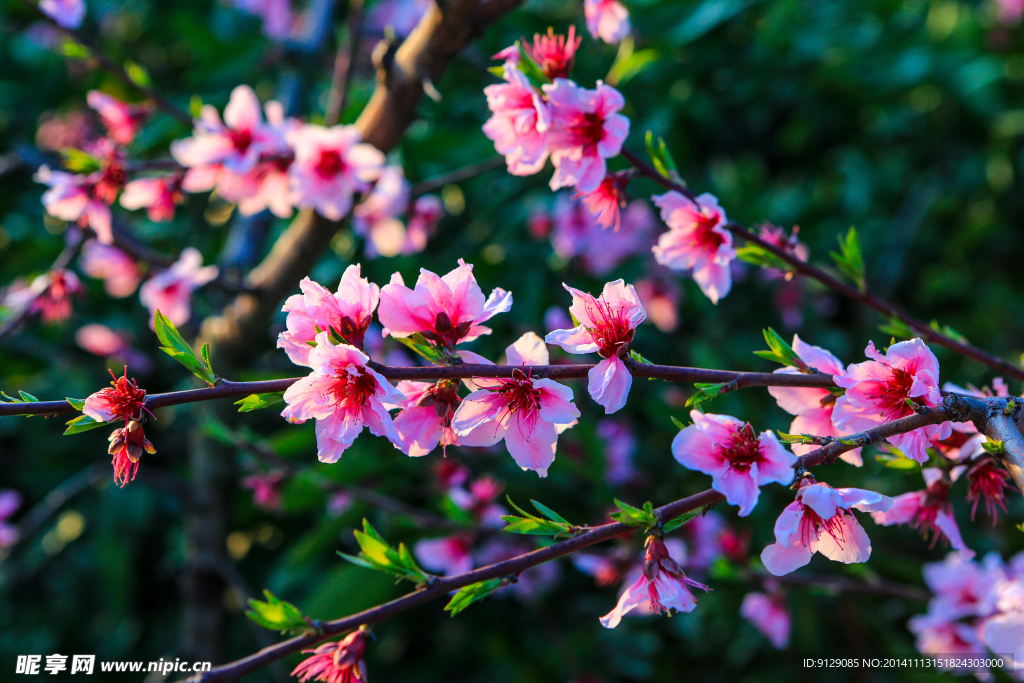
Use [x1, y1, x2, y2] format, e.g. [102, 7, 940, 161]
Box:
[869, 367, 917, 420]
[798, 504, 848, 549]
[327, 367, 378, 411]
[693, 211, 725, 251]
[566, 111, 605, 150]
[578, 298, 635, 358]
[967, 459, 1010, 523]
[720, 423, 762, 471]
[315, 149, 345, 179]
[229, 128, 253, 153]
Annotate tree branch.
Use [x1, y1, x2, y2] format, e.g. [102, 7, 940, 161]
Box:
[201, 0, 527, 362]
[184, 403, 962, 683]
[0, 361, 837, 418]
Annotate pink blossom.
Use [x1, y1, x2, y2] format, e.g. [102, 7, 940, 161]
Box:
[545, 280, 646, 414]
[832, 338, 951, 463]
[404, 194, 443, 254]
[353, 165, 412, 257]
[766, 335, 862, 466]
[678, 511, 728, 571]
[652, 191, 737, 304]
[414, 534, 474, 575]
[326, 491, 353, 517]
[86, 91, 151, 146]
[172, 85, 283, 175]
[172, 86, 293, 212]
[39, 0, 85, 29]
[83, 367, 154, 486]
[550, 194, 655, 276]
[75, 324, 125, 356]
[448, 477, 506, 528]
[451, 333, 580, 477]
[483, 65, 551, 176]
[120, 175, 183, 222]
[995, 0, 1024, 25]
[242, 472, 284, 511]
[633, 274, 682, 333]
[278, 265, 379, 366]
[576, 174, 627, 230]
[760, 478, 892, 575]
[584, 0, 631, 44]
[543, 78, 629, 193]
[378, 259, 512, 353]
[740, 592, 790, 649]
[288, 123, 384, 220]
[871, 468, 974, 560]
[598, 419, 638, 485]
[139, 247, 218, 328]
[600, 537, 710, 628]
[281, 333, 404, 463]
[0, 490, 23, 548]
[230, 0, 293, 39]
[28, 268, 83, 323]
[966, 457, 1012, 523]
[522, 27, 581, 81]
[35, 166, 113, 243]
[908, 611, 988, 664]
[292, 629, 369, 683]
[983, 613, 1024, 671]
[672, 410, 797, 516]
[923, 552, 1003, 620]
[79, 241, 141, 298]
[387, 380, 462, 457]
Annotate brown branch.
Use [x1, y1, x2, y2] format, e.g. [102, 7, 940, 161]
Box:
[202, 0, 528, 361]
[15, 0, 191, 126]
[0, 361, 837, 418]
[410, 156, 504, 196]
[623, 149, 1024, 382]
[184, 403, 962, 683]
[323, 0, 365, 127]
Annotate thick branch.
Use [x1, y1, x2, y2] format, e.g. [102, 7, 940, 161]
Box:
[0, 362, 837, 418]
[185, 404, 961, 683]
[203, 0, 526, 361]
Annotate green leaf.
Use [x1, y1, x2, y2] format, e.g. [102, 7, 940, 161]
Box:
[63, 414, 108, 435]
[154, 310, 216, 385]
[829, 227, 866, 291]
[982, 438, 1006, 455]
[514, 40, 551, 88]
[444, 579, 505, 616]
[874, 452, 919, 469]
[610, 499, 657, 528]
[736, 243, 792, 272]
[776, 431, 820, 445]
[754, 328, 801, 368]
[670, 415, 687, 430]
[607, 37, 659, 86]
[629, 349, 653, 365]
[245, 590, 314, 636]
[235, 393, 285, 412]
[487, 65, 505, 79]
[644, 131, 681, 181]
[500, 497, 579, 537]
[61, 148, 101, 174]
[685, 382, 728, 408]
[879, 316, 915, 340]
[66, 397, 86, 410]
[394, 333, 447, 364]
[343, 519, 429, 584]
[662, 510, 702, 534]
[60, 38, 89, 59]
[929, 320, 968, 344]
[124, 61, 152, 88]
[189, 95, 204, 119]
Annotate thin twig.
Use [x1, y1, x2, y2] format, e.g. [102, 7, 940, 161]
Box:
[0, 228, 86, 342]
[15, 0, 191, 125]
[623, 148, 1024, 382]
[183, 404, 962, 683]
[0, 361, 837, 418]
[410, 157, 504, 196]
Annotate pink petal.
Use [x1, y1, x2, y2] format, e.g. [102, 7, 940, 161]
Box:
[587, 356, 632, 414]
